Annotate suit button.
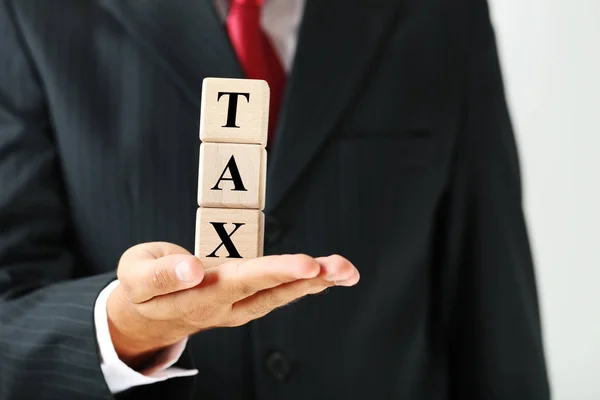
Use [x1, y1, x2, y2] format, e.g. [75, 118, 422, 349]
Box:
[265, 351, 292, 381]
[264, 215, 283, 246]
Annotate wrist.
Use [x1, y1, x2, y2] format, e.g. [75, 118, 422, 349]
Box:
[106, 286, 177, 368]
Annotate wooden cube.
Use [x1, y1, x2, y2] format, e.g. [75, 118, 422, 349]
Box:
[195, 208, 264, 267]
[199, 77, 269, 146]
[197, 143, 266, 210]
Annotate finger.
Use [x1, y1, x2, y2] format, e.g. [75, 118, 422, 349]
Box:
[134, 254, 359, 324]
[207, 254, 322, 304]
[117, 242, 205, 303]
[134, 253, 321, 321]
[132, 254, 321, 322]
[315, 255, 360, 286]
[226, 277, 333, 326]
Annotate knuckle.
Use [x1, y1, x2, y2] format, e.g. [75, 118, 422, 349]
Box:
[213, 282, 238, 306]
[117, 280, 144, 304]
[183, 303, 218, 325]
[247, 301, 270, 317]
[125, 286, 144, 303]
[214, 291, 234, 307]
[329, 254, 346, 263]
[136, 296, 173, 321]
[328, 254, 347, 274]
[116, 266, 132, 290]
[295, 254, 314, 264]
[265, 291, 281, 307]
[223, 281, 238, 298]
[237, 281, 254, 297]
[218, 263, 254, 302]
[294, 255, 319, 276]
[232, 263, 254, 296]
[219, 316, 244, 328]
[151, 266, 173, 292]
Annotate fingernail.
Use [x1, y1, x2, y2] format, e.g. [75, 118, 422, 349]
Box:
[324, 272, 354, 283]
[333, 271, 359, 286]
[175, 261, 195, 282]
[334, 278, 358, 287]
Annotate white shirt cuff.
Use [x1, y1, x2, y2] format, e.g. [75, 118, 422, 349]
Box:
[94, 280, 198, 394]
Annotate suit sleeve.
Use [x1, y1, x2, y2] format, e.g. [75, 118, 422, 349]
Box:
[442, 1, 551, 398]
[0, 2, 195, 399]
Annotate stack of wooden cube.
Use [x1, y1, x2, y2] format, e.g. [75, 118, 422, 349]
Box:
[195, 78, 269, 267]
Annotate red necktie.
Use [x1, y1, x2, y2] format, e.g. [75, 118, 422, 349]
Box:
[226, 0, 286, 145]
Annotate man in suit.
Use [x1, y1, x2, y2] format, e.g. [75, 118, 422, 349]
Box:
[0, 0, 551, 399]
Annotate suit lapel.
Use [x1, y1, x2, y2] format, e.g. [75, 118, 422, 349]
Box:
[96, 0, 242, 107]
[96, 0, 405, 212]
[266, 0, 406, 211]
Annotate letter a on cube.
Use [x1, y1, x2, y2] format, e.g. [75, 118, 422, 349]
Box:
[197, 143, 266, 209]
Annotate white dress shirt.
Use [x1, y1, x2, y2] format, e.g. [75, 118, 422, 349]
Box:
[95, 0, 305, 394]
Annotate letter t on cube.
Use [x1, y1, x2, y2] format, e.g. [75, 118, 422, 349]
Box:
[200, 77, 269, 146]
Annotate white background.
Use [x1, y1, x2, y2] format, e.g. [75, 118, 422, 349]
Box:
[488, 1, 600, 399]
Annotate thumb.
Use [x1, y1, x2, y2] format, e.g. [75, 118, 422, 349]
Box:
[117, 242, 205, 303]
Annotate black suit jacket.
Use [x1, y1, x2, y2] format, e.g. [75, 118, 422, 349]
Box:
[0, 0, 551, 399]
